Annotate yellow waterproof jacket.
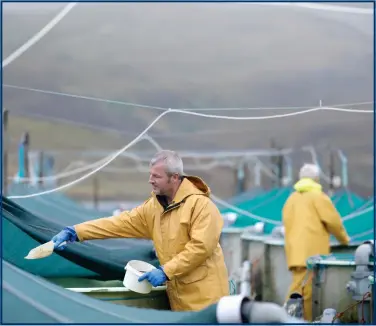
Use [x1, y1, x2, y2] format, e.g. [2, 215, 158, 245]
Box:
[74, 176, 229, 311]
[282, 178, 350, 270]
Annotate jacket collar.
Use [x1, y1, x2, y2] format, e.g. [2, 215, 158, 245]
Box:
[153, 175, 210, 209]
[294, 178, 322, 193]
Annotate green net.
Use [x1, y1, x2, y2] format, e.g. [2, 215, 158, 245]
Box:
[3, 260, 219, 323]
[219, 187, 371, 239]
[2, 195, 158, 279]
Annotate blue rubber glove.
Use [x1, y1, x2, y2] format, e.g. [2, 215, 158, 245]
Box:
[138, 266, 167, 287]
[51, 226, 77, 250]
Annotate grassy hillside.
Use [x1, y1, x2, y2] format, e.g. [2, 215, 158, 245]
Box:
[6, 114, 249, 200]
[3, 3, 374, 198]
[6, 113, 373, 200]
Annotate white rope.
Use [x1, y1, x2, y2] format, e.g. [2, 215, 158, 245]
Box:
[264, 2, 374, 15]
[3, 84, 373, 113]
[2, 3, 77, 68]
[350, 229, 374, 240]
[323, 106, 374, 114]
[342, 205, 374, 222]
[212, 194, 281, 225]
[2, 84, 167, 111]
[178, 102, 373, 111]
[143, 134, 163, 151]
[174, 106, 373, 118]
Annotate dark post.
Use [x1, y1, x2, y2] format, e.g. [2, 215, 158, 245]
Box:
[243, 161, 249, 192]
[270, 138, 277, 188]
[93, 175, 99, 209]
[239, 161, 247, 193]
[271, 138, 284, 187]
[22, 132, 30, 183]
[329, 148, 335, 193]
[234, 166, 238, 195]
[234, 162, 244, 196]
[3, 109, 9, 195]
[277, 149, 284, 187]
[38, 151, 44, 187]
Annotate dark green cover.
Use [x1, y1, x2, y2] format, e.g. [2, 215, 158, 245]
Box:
[2, 196, 158, 279]
[2, 260, 218, 324]
[219, 187, 368, 234]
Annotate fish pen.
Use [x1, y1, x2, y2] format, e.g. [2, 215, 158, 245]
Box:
[220, 227, 244, 280]
[309, 243, 374, 324]
[50, 278, 171, 310]
[261, 239, 357, 304]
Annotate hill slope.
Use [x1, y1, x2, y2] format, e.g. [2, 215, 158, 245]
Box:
[3, 3, 374, 197]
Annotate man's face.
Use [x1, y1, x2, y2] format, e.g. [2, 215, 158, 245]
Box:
[149, 161, 178, 196]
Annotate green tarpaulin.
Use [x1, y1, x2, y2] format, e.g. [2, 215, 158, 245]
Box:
[2, 260, 218, 324]
[2, 195, 158, 279]
[219, 187, 370, 236]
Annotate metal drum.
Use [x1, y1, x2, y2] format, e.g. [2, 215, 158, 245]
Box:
[310, 254, 374, 322]
[220, 228, 244, 279]
[263, 238, 291, 305]
[241, 233, 268, 300]
[262, 239, 360, 306]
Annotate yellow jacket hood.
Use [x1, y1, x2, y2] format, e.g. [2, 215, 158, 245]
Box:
[168, 175, 211, 204]
[293, 178, 322, 193]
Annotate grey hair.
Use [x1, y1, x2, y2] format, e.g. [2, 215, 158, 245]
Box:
[299, 163, 320, 180]
[150, 150, 184, 176]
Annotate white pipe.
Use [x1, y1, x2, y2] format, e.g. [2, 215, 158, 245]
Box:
[216, 295, 249, 323]
[240, 261, 251, 297]
[217, 296, 307, 324]
[355, 241, 374, 266]
[245, 301, 306, 323]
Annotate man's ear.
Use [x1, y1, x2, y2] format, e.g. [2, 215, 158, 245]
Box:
[172, 173, 181, 182]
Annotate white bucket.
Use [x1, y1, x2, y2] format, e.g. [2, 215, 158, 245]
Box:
[123, 260, 157, 294]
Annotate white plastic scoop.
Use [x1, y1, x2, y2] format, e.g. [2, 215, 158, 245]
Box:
[24, 241, 66, 260]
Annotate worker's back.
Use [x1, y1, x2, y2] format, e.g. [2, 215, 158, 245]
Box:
[282, 178, 349, 270]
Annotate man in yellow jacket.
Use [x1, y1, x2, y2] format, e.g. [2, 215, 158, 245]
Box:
[51, 150, 229, 311]
[282, 163, 350, 322]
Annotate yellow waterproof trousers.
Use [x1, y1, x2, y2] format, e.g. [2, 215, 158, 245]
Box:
[286, 267, 313, 322]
